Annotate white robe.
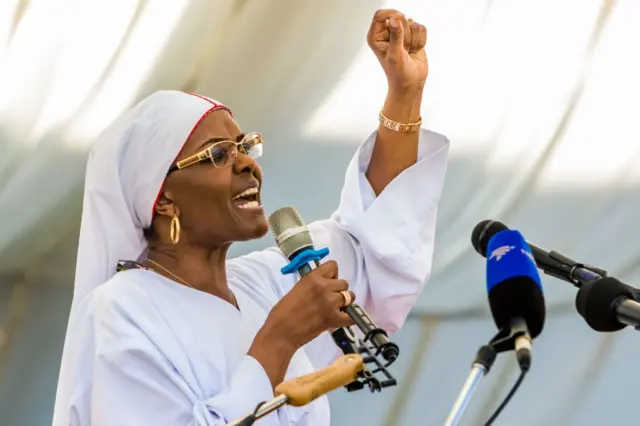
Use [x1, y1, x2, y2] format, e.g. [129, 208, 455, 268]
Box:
[57, 129, 449, 426]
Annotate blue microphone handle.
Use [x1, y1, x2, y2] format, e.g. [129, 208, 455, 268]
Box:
[444, 345, 496, 426]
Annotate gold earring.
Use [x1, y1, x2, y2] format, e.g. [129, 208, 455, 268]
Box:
[170, 215, 181, 244]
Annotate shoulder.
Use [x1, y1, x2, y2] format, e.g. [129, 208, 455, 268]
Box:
[85, 270, 167, 337]
[91, 270, 155, 312]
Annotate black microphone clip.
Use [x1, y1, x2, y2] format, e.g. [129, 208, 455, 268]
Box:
[330, 327, 397, 392]
[488, 317, 532, 372]
[543, 250, 608, 288]
[330, 306, 399, 392]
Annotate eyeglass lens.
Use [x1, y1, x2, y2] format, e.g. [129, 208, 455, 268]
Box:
[209, 133, 263, 167]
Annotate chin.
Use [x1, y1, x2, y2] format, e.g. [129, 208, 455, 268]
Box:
[236, 215, 270, 241]
[251, 217, 270, 238]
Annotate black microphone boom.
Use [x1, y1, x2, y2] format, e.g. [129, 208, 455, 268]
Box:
[344, 304, 399, 363]
[471, 220, 608, 288]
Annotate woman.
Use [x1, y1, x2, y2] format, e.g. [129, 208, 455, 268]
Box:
[52, 9, 449, 426]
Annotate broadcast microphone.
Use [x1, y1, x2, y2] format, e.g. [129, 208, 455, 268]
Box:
[575, 277, 640, 332]
[268, 206, 399, 363]
[474, 220, 640, 336]
[472, 220, 608, 288]
[485, 229, 546, 371]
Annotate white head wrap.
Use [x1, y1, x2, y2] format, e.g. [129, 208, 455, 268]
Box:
[53, 90, 231, 423]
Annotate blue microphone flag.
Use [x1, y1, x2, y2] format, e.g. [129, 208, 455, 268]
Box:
[486, 229, 542, 294]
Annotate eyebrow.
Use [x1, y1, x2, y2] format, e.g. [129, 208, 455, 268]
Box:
[197, 133, 246, 151]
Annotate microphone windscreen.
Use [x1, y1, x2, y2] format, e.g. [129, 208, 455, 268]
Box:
[472, 220, 509, 256]
[575, 277, 632, 332]
[268, 206, 314, 260]
[486, 229, 546, 338]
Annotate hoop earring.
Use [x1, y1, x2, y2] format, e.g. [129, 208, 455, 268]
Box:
[170, 215, 181, 244]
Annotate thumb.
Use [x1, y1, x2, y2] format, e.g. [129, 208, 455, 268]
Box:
[387, 17, 405, 56]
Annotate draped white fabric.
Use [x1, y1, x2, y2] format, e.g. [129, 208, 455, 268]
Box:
[2, 0, 640, 425]
[0, 0, 384, 284]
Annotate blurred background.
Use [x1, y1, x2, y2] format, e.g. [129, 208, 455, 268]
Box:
[1, 0, 640, 424]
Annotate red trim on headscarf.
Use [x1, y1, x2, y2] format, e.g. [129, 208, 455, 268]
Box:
[187, 92, 233, 117]
[150, 95, 232, 217]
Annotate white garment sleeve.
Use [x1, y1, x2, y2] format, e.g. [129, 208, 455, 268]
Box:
[85, 290, 279, 426]
[228, 129, 449, 370]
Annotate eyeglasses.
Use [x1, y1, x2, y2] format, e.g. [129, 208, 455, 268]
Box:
[167, 132, 263, 174]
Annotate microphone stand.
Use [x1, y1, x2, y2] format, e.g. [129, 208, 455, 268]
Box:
[444, 319, 529, 426]
[443, 345, 496, 426]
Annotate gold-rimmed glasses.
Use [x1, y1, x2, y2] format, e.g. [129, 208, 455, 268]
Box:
[167, 132, 263, 174]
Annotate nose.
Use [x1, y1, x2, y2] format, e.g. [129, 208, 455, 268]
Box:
[233, 150, 258, 175]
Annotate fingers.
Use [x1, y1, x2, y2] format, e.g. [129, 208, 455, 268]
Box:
[375, 19, 418, 50]
[407, 20, 418, 53]
[368, 8, 427, 53]
[367, 8, 405, 47]
[334, 311, 355, 328]
[325, 278, 348, 292]
[386, 16, 405, 56]
[304, 261, 356, 326]
[383, 12, 410, 48]
[323, 279, 354, 307]
[413, 21, 427, 52]
[343, 290, 356, 307]
[322, 287, 356, 327]
[372, 8, 404, 23]
[330, 290, 356, 308]
[315, 260, 338, 279]
[402, 17, 412, 49]
[373, 28, 390, 43]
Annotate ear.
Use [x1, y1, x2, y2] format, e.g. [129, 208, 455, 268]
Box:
[154, 191, 181, 218]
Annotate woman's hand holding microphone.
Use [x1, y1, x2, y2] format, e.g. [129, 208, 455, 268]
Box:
[248, 261, 355, 388]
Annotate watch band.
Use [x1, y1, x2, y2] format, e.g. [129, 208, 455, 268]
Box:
[379, 111, 422, 133]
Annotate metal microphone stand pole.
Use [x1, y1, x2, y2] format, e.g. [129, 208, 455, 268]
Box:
[443, 345, 497, 426]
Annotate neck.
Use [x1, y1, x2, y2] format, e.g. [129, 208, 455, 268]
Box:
[146, 243, 233, 304]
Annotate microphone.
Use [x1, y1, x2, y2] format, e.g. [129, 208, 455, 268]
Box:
[472, 220, 608, 288]
[575, 277, 640, 331]
[485, 229, 546, 371]
[268, 206, 399, 364]
[473, 220, 640, 336]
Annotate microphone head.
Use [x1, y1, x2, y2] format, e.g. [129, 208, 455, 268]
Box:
[268, 206, 314, 260]
[472, 220, 509, 257]
[575, 277, 632, 332]
[486, 229, 546, 338]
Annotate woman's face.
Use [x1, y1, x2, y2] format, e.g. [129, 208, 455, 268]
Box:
[154, 109, 269, 246]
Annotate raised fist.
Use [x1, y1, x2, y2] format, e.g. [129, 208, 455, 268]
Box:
[367, 9, 428, 94]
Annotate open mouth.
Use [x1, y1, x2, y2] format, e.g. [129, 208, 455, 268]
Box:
[232, 187, 261, 209]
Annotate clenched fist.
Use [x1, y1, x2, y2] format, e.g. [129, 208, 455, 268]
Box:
[367, 9, 428, 94]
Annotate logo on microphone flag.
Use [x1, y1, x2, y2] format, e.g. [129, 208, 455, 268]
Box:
[490, 245, 514, 261]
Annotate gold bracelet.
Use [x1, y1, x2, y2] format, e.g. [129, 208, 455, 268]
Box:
[379, 111, 422, 133]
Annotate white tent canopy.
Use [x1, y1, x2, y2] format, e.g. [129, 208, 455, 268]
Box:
[2, 0, 640, 425]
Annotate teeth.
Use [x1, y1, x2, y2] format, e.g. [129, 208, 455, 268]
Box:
[237, 200, 260, 209]
[232, 187, 259, 200]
